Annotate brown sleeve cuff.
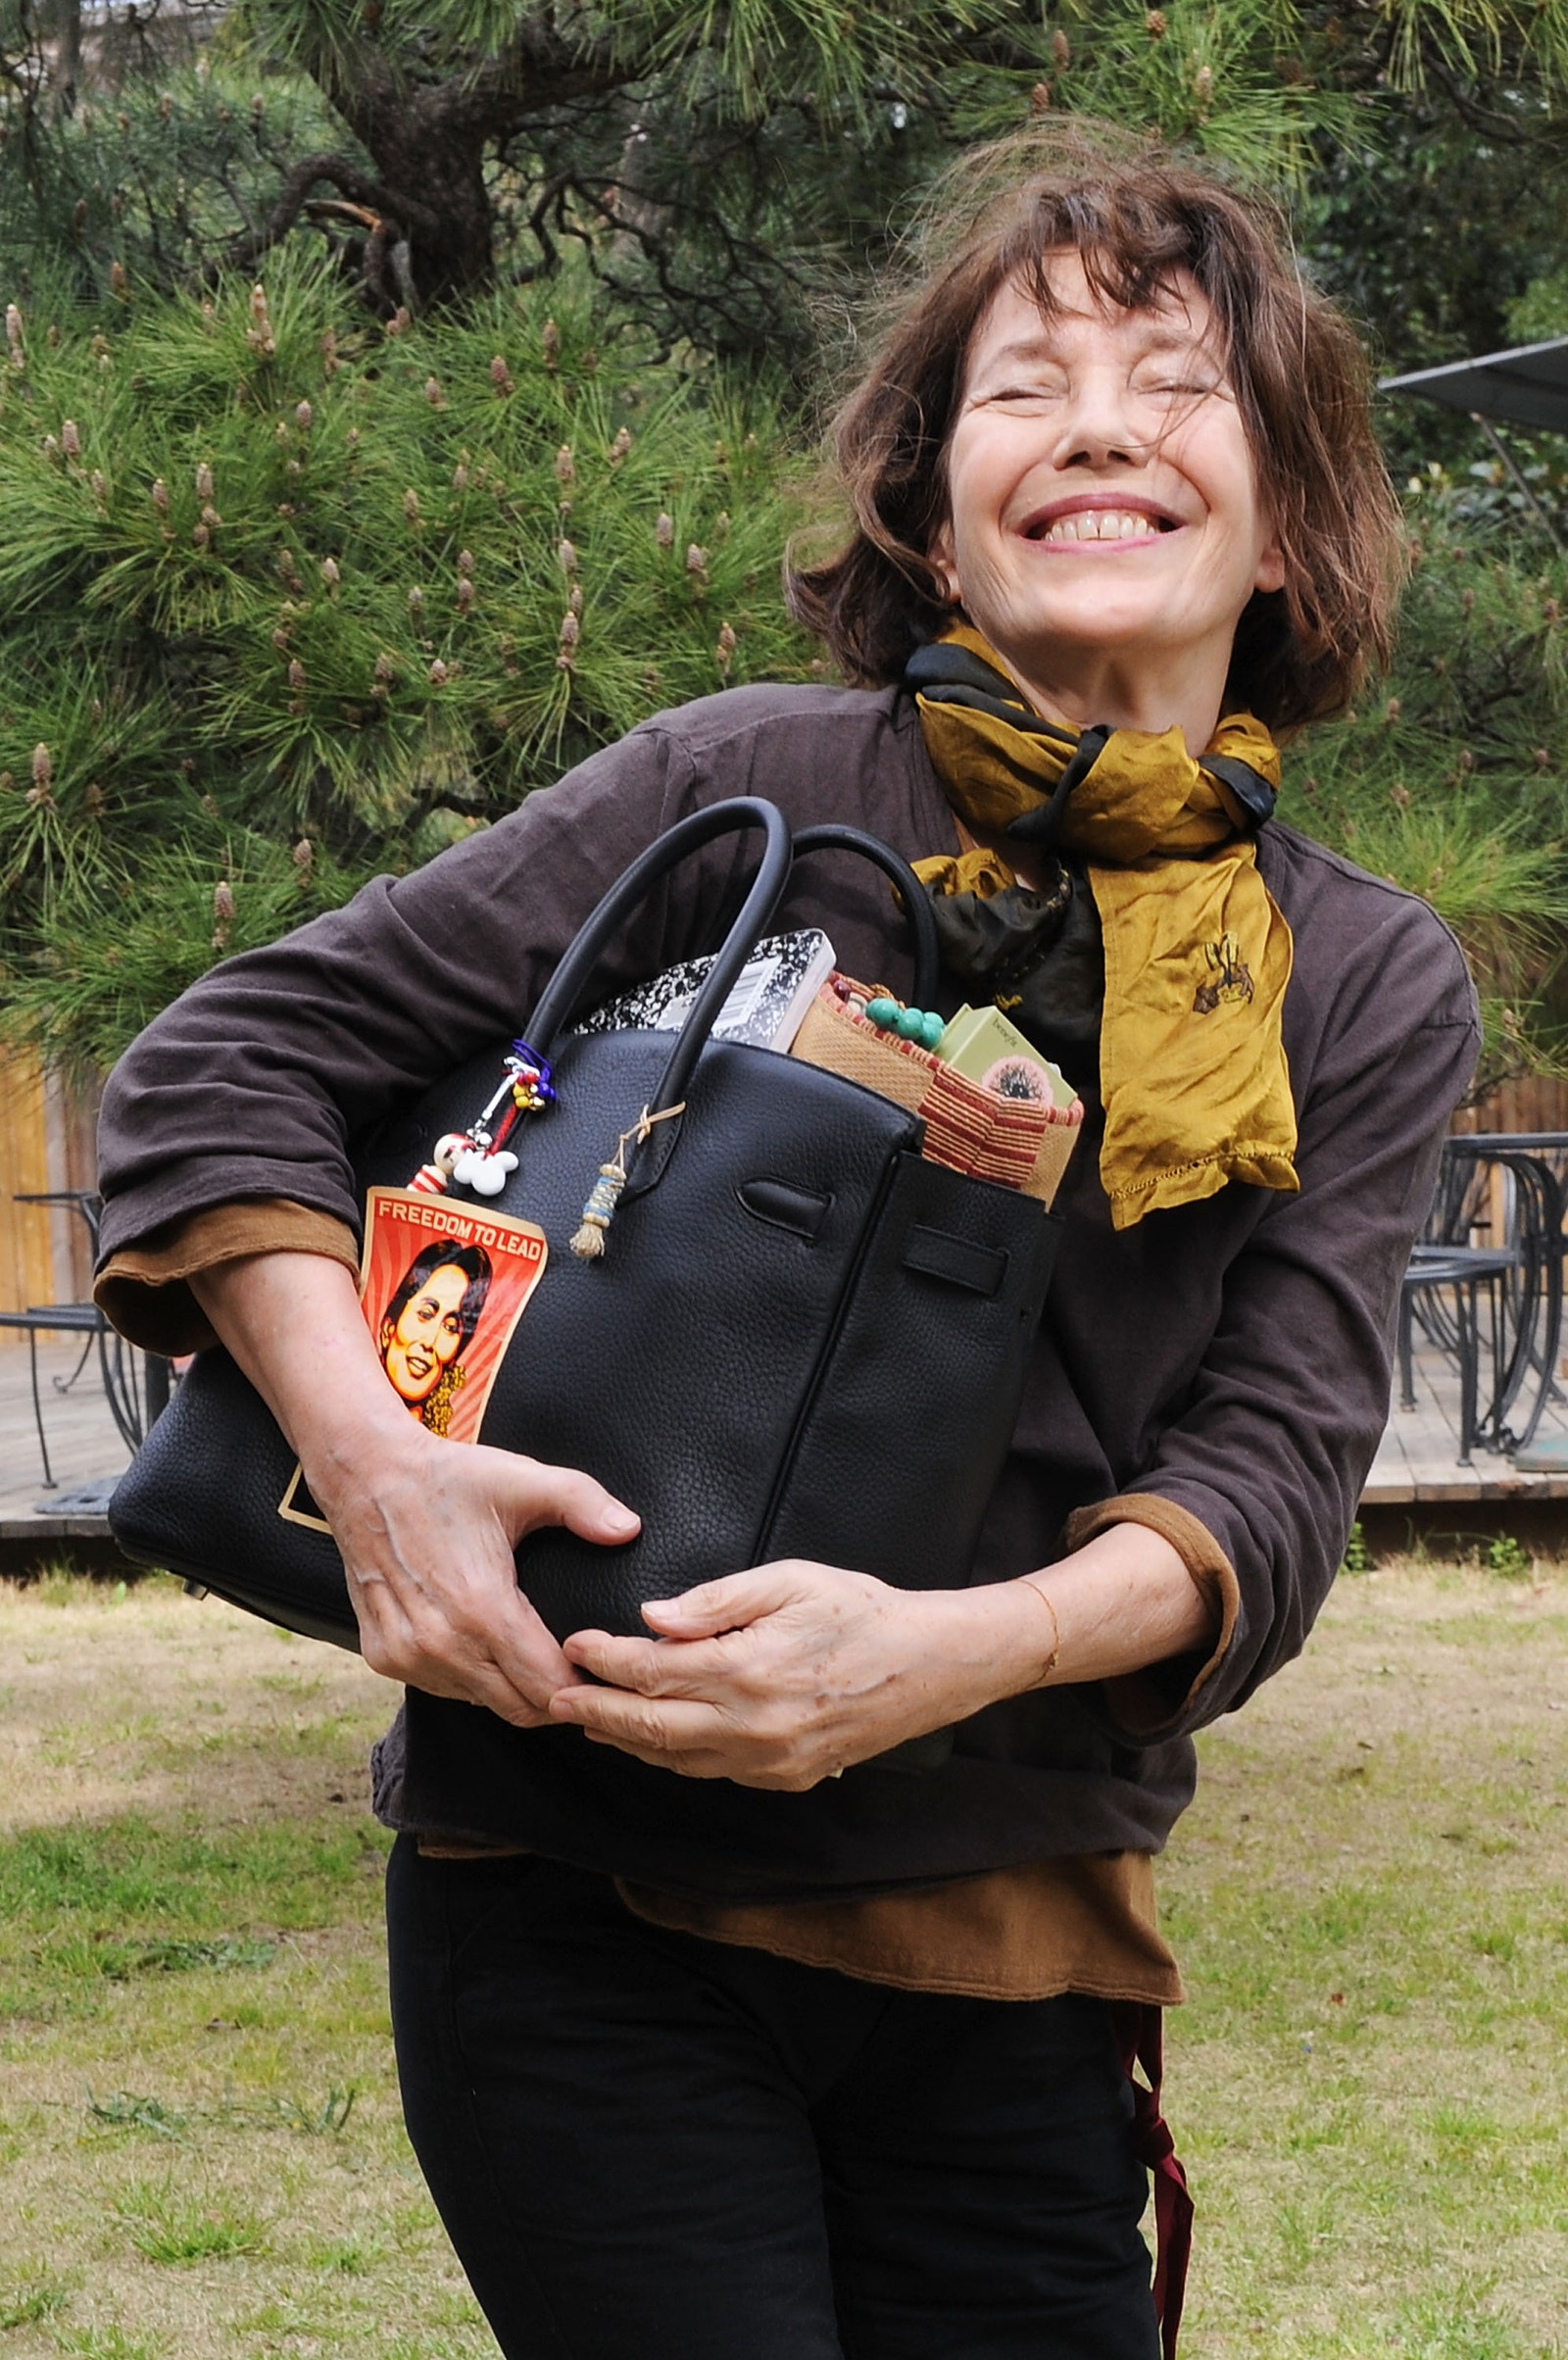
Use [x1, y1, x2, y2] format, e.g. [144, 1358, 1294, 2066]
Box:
[1061, 1493, 1241, 1743]
[94, 1200, 361, 1356]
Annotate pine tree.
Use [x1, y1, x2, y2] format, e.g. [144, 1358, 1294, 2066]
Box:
[0, 255, 812, 1069]
[8, 1, 1568, 1071]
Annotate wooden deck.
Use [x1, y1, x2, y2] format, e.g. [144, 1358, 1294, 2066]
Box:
[4, 1327, 1568, 1574]
[1366, 1333, 1568, 1503]
[0, 1334, 140, 1558]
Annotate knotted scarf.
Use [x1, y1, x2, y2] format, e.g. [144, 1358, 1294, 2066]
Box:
[908, 625, 1298, 1230]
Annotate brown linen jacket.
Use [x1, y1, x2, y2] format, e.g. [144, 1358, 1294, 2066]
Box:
[95, 682, 1480, 1904]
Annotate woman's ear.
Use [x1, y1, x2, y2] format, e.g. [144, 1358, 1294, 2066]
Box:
[927, 516, 961, 606]
[1254, 512, 1287, 597]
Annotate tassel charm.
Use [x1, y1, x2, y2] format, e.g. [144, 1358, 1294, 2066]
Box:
[570, 1159, 624, 1259]
[569, 1101, 686, 1263]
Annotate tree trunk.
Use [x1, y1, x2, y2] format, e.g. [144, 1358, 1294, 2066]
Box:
[53, 0, 81, 118]
[359, 108, 495, 306]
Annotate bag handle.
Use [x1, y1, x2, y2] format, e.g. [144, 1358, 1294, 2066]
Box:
[525, 800, 943, 1127]
[791, 823, 940, 1010]
[526, 798, 794, 1119]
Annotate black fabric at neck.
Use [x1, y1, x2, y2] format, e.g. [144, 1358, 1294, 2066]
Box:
[905, 642, 1079, 750]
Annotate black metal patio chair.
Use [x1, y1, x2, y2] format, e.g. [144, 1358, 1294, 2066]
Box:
[1398, 1137, 1565, 1460]
[0, 1190, 172, 1488]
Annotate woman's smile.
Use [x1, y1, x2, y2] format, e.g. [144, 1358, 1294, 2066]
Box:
[1020, 493, 1182, 548]
[381, 1262, 469, 1407]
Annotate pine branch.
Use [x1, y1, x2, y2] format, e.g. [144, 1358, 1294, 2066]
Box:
[221, 150, 442, 274]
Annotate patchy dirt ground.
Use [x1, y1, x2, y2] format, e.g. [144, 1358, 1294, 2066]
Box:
[0, 1564, 1564, 2358]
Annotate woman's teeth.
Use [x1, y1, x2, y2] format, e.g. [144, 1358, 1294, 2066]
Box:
[1033, 510, 1170, 543]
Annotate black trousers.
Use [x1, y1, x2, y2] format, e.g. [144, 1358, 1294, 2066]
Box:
[387, 1838, 1160, 2360]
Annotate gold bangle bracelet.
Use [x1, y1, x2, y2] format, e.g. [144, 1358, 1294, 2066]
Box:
[1018, 1577, 1062, 1685]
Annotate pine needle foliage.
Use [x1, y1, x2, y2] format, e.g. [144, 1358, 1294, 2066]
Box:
[0, 51, 343, 296]
[945, 0, 1364, 189]
[0, 253, 813, 1072]
[1293, 466, 1568, 1091]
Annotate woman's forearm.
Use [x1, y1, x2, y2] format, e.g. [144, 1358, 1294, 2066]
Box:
[190, 1251, 407, 1475]
[883, 1522, 1215, 1730]
[1014, 1519, 1215, 1688]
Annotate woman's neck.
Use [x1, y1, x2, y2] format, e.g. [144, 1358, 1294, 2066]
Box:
[978, 635, 1230, 756]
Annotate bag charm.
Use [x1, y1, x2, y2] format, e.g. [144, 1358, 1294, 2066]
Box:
[570, 1101, 686, 1261]
[409, 1040, 556, 1197]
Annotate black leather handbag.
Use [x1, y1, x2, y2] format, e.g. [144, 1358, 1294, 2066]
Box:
[109, 798, 1062, 1649]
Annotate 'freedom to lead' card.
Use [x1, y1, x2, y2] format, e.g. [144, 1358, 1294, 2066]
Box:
[278, 1185, 549, 1533]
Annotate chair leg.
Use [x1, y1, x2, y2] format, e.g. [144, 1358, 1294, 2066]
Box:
[28, 1328, 56, 1490]
[96, 1324, 144, 1451]
[1398, 1290, 1416, 1410]
[1456, 1282, 1478, 1466]
[51, 1330, 95, 1398]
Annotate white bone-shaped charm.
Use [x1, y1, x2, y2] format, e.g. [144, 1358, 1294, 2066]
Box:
[451, 1145, 517, 1197]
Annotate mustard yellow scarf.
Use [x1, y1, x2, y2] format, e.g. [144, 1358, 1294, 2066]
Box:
[909, 625, 1298, 1230]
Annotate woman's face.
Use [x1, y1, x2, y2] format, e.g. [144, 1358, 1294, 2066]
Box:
[932, 252, 1286, 702]
[381, 1262, 470, 1408]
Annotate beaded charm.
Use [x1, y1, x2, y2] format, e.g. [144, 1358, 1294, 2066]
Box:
[570, 1101, 687, 1261]
[406, 1041, 556, 1197]
[408, 1132, 468, 1194]
[864, 997, 946, 1053]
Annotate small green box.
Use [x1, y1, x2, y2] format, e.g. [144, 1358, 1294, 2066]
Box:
[936, 1005, 1074, 1107]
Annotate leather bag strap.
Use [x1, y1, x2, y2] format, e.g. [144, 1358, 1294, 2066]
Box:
[524, 801, 941, 1125]
[525, 798, 794, 1119]
[791, 823, 940, 1008]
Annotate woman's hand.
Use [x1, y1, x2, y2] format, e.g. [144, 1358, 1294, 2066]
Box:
[549, 1560, 1056, 1789]
[190, 1250, 639, 1727]
[308, 1416, 638, 1728]
[552, 1521, 1216, 1787]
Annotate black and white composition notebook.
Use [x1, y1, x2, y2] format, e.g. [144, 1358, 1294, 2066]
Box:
[573, 929, 836, 1054]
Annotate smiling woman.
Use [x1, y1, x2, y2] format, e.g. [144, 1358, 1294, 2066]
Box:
[92, 128, 1478, 2360]
[793, 140, 1399, 733]
[376, 1241, 491, 1433]
[932, 264, 1288, 750]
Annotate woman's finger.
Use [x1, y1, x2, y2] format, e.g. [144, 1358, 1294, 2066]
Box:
[581, 1729, 835, 1792]
[355, 1588, 552, 1725]
[579, 1732, 737, 1780]
[483, 1584, 587, 1701]
[502, 1458, 641, 1549]
[638, 1563, 803, 1637]
[350, 1530, 576, 1715]
[548, 1685, 722, 1751]
[561, 1627, 742, 1695]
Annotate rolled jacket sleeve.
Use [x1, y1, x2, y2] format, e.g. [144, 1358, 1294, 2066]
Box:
[95, 1200, 361, 1355]
[94, 721, 713, 1270]
[1080, 882, 1479, 1746]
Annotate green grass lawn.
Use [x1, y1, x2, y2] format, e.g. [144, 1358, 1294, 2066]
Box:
[0, 1563, 1564, 2357]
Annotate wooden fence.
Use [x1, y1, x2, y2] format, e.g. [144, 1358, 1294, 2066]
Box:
[0, 1052, 100, 1334]
[1452, 1075, 1568, 1136]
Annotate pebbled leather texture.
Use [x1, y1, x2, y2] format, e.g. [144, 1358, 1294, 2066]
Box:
[110, 805, 1060, 1652]
[111, 1029, 1057, 1647]
[110, 1346, 356, 1647]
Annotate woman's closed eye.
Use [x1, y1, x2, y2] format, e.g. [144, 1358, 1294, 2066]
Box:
[1129, 369, 1222, 399]
[975, 383, 1065, 410]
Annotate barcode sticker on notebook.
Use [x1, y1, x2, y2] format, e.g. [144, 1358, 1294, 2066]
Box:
[574, 931, 836, 1054]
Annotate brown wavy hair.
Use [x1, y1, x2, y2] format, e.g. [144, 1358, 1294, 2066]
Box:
[787, 128, 1403, 732]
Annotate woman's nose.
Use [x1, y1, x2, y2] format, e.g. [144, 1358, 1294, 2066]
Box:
[1050, 368, 1147, 469]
